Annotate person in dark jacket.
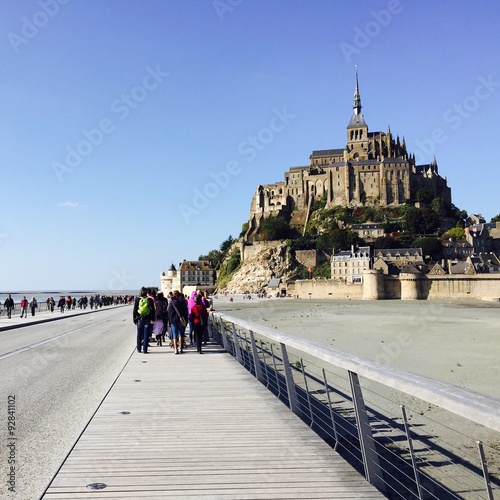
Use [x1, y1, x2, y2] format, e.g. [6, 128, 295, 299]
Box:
[4, 294, 14, 319]
[167, 290, 188, 354]
[133, 287, 155, 354]
[155, 291, 169, 346]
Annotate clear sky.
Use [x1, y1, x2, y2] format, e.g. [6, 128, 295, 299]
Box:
[1, 0, 499, 292]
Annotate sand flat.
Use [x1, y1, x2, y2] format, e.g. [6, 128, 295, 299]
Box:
[214, 297, 500, 399]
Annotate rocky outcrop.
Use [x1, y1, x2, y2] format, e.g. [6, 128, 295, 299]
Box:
[218, 241, 297, 293]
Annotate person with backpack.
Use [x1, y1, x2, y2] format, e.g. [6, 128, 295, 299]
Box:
[133, 287, 155, 354]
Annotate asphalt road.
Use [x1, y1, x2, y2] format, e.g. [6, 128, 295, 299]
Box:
[0, 306, 135, 500]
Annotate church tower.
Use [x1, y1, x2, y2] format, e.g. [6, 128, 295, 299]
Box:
[346, 69, 369, 161]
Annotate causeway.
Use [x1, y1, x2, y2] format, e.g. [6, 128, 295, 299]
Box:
[42, 340, 384, 498]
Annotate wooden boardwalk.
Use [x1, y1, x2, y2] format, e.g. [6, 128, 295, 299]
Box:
[43, 342, 384, 499]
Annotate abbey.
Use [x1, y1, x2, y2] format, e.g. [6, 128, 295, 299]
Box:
[247, 73, 452, 236]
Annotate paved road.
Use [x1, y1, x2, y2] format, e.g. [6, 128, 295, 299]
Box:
[0, 306, 135, 500]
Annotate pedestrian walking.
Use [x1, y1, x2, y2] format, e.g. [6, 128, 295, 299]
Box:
[189, 294, 208, 354]
[133, 287, 155, 354]
[20, 296, 28, 318]
[4, 294, 14, 319]
[30, 296, 38, 316]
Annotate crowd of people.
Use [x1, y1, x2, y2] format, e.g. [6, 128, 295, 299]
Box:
[1, 293, 134, 318]
[132, 288, 212, 355]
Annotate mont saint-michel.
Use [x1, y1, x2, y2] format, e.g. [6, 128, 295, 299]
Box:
[246, 71, 451, 237]
[193, 72, 500, 301]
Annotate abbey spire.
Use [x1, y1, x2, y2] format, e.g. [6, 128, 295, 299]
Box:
[346, 67, 369, 160]
[353, 67, 362, 116]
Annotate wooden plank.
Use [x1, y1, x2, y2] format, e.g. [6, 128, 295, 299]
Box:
[43, 343, 384, 499]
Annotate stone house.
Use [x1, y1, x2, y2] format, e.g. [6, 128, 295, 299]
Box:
[331, 246, 371, 284]
[350, 223, 385, 241]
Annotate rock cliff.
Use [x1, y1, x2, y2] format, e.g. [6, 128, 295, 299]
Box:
[218, 241, 297, 293]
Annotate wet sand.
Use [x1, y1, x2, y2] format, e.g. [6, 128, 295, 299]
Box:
[213, 296, 500, 399]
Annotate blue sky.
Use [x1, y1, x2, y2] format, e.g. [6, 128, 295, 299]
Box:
[1, 0, 499, 291]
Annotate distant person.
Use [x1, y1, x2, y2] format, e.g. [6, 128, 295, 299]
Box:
[187, 291, 197, 345]
[20, 296, 28, 318]
[58, 296, 65, 313]
[4, 294, 14, 319]
[155, 291, 168, 346]
[133, 287, 155, 354]
[167, 290, 188, 354]
[189, 294, 208, 354]
[66, 296, 72, 311]
[49, 297, 55, 313]
[30, 296, 38, 316]
[201, 291, 212, 344]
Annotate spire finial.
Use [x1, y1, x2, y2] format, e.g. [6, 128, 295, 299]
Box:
[353, 65, 362, 115]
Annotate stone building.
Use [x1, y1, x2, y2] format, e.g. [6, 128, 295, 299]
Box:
[160, 260, 216, 295]
[331, 246, 371, 284]
[246, 72, 451, 240]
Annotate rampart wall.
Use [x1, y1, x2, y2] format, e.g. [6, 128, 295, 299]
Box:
[294, 272, 500, 300]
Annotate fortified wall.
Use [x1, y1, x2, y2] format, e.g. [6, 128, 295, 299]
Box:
[294, 272, 500, 301]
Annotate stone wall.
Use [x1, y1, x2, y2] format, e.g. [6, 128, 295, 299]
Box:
[295, 249, 327, 269]
[295, 272, 500, 300]
[294, 278, 364, 300]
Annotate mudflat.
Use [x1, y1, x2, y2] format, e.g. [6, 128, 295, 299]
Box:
[214, 296, 500, 399]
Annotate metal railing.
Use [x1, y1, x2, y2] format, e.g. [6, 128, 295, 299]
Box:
[209, 312, 500, 499]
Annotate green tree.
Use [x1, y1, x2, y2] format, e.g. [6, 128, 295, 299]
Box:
[198, 249, 223, 269]
[491, 214, 500, 223]
[220, 235, 235, 253]
[411, 236, 442, 260]
[256, 215, 290, 241]
[443, 227, 465, 240]
[314, 261, 331, 278]
[431, 197, 444, 216]
[239, 222, 249, 238]
[416, 188, 433, 204]
[317, 228, 361, 254]
[373, 236, 400, 249]
[402, 205, 424, 233]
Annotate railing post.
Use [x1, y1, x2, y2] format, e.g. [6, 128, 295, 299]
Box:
[348, 370, 386, 493]
[270, 344, 281, 399]
[322, 368, 339, 451]
[280, 343, 301, 417]
[249, 331, 264, 383]
[219, 318, 230, 353]
[401, 405, 424, 499]
[259, 339, 270, 388]
[477, 440, 494, 500]
[300, 358, 314, 428]
[231, 323, 243, 364]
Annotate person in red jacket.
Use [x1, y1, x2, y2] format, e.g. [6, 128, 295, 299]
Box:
[189, 294, 208, 354]
[20, 296, 28, 318]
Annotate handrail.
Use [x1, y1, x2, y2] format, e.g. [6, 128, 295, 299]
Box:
[215, 312, 500, 434]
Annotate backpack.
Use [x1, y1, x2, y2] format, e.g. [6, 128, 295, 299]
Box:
[137, 296, 150, 316]
[156, 299, 167, 318]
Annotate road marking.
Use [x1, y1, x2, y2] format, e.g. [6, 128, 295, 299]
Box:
[0, 316, 118, 361]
